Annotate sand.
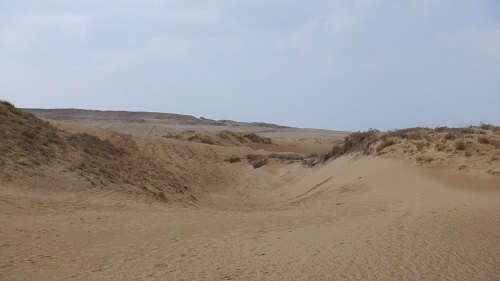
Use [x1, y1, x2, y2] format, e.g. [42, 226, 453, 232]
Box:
[1, 110, 499, 280]
[2, 154, 499, 280]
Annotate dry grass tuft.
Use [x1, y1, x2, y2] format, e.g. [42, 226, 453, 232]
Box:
[454, 140, 466, 150]
[477, 136, 489, 144]
[268, 153, 304, 161]
[225, 156, 242, 163]
[251, 158, 267, 169]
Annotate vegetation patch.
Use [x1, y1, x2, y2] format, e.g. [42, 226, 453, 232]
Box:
[225, 156, 242, 163]
[377, 138, 396, 152]
[415, 156, 434, 164]
[454, 140, 466, 150]
[164, 131, 271, 146]
[251, 158, 267, 169]
[268, 153, 304, 161]
[461, 127, 475, 134]
[444, 133, 456, 140]
[319, 124, 499, 165]
[434, 143, 446, 151]
[486, 170, 500, 176]
[415, 141, 427, 151]
[67, 133, 124, 159]
[491, 140, 500, 149]
[477, 136, 489, 144]
[246, 154, 265, 161]
[0, 101, 188, 198]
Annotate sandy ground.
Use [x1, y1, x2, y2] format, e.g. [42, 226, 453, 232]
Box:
[1, 108, 499, 280]
[1, 154, 499, 281]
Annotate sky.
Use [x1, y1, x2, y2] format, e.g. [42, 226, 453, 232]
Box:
[1, 0, 499, 131]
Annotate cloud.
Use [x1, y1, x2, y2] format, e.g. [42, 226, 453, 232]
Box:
[0, 11, 91, 65]
[355, 0, 382, 7]
[57, 13, 90, 39]
[2, 11, 90, 41]
[437, 27, 500, 56]
[291, 13, 353, 43]
[95, 50, 138, 73]
[486, 29, 500, 55]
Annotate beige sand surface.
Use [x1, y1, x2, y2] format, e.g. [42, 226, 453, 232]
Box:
[2, 155, 499, 281]
[1, 106, 499, 280]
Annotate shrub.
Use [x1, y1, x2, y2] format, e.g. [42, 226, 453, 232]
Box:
[415, 156, 434, 164]
[377, 139, 395, 152]
[435, 143, 446, 151]
[217, 131, 231, 140]
[22, 130, 37, 140]
[458, 165, 467, 170]
[480, 123, 492, 130]
[246, 154, 265, 161]
[342, 129, 379, 153]
[269, 153, 304, 161]
[243, 133, 272, 144]
[454, 140, 466, 150]
[251, 158, 267, 168]
[415, 142, 426, 151]
[444, 133, 456, 140]
[478, 136, 489, 144]
[199, 137, 215, 145]
[486, 170, 500, 176]
[461, 127, 475, 134]
[491, 140, 500, 149]
[225, 157, 241, 163]
[406, 132, 423, 140]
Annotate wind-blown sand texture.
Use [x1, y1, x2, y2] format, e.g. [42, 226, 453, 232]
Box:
[1, 103, 499, 280]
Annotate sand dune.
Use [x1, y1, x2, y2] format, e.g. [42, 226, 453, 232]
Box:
[1, 103, 499, 280]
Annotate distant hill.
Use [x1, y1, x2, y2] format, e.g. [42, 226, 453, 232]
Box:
[23, 108, 350, 140]
[22, 108, 289, 128]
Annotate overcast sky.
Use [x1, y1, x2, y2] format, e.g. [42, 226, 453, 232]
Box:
[1, 0, 499, 131]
